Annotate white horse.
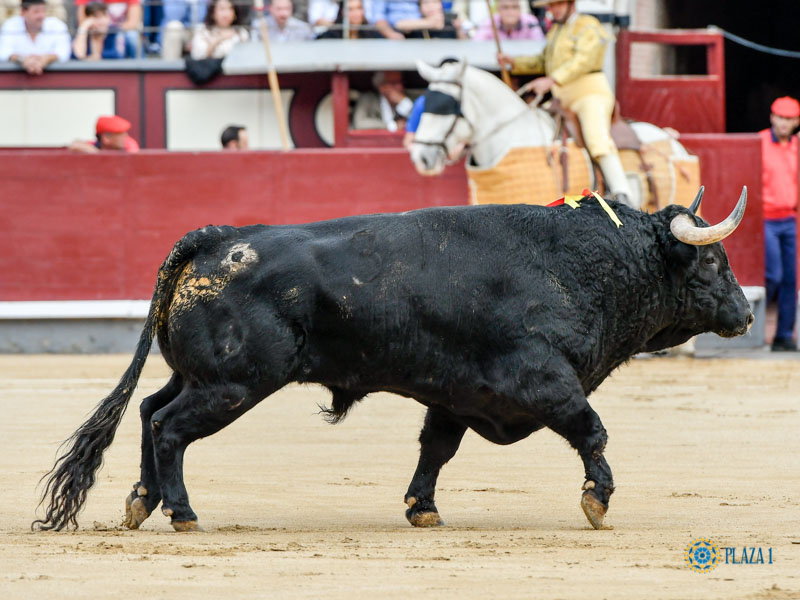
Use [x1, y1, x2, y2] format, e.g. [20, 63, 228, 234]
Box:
[410, 59, 699, 210]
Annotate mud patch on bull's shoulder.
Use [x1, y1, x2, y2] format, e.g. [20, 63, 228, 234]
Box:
[221, 242, 258, 273]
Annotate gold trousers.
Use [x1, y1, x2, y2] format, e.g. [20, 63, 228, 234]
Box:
[553, 72, 616, 159]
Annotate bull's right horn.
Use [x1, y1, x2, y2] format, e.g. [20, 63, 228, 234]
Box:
[670, 186, 747, 246]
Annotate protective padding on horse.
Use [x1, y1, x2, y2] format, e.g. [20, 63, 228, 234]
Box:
[466, 144, 594, 205]
[619, 140, 701, 213]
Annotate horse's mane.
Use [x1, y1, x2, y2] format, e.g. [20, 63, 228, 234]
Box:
[458, 65, 541, 141]
[463, 65, 528, 111]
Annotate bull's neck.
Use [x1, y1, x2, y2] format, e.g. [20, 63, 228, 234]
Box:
[577, 233, 680, 392]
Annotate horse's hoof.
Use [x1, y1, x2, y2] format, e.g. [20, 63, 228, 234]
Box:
[171, 520, 204, 532]
[123, 491, 150, 530]
[580, 491, 608, 530]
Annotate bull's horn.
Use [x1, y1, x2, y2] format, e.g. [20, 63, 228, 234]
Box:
[688, 186, 704, 214]
[670, 186, 747, 246]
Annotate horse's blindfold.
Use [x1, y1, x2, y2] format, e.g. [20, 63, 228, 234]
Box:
[423, 90, 462, 117]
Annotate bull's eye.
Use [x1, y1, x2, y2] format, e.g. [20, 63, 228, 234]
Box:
[704, 256, 716, 266]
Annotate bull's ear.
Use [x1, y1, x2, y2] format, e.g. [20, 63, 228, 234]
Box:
[416, 60, 440, 82]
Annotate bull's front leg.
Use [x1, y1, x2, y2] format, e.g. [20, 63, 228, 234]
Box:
[547, 401, 614, 530]
[404, 406, 467, 527]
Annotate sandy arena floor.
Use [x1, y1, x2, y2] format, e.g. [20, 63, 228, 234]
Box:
[0, 354, 798, 599]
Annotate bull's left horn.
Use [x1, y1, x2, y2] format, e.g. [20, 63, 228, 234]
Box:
[670, 186, 747, 246]
[688, 186, 704, 214]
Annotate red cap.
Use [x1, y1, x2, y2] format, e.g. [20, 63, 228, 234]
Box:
[96, 115, 131, 135]
[771, 96, 800, 119]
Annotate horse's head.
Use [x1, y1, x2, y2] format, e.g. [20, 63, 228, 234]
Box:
[410, 58, 538, 176]
[410, 59, 474, 175]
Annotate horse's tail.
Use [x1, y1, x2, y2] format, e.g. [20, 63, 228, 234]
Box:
[31, 227, 224, 531]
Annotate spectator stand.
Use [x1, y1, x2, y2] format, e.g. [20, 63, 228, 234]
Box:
[0, 39, 545, 149]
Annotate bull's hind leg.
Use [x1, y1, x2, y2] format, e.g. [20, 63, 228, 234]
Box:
[123, 374, 182, 530]
[405, 406, 467, 527]
[150, 382, 271, 531]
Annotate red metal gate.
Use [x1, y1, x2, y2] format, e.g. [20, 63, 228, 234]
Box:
[616, 29, 726, 133]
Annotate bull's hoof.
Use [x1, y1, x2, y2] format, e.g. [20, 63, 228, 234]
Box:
[171, 520, 205, 532]
[405, 497, 445, 527]
[408, 511, 445, 527]
[123, 487, 151, 530]
[580, 491, 608, 530]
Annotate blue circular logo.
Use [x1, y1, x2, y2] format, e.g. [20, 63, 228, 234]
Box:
[685, 538, 720, 573]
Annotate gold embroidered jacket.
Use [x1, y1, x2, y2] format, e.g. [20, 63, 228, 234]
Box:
[512, 13, 611, 86]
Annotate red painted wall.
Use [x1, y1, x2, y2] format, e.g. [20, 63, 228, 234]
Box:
[0, 149, 467, 301]
[0, 139, 767, 302]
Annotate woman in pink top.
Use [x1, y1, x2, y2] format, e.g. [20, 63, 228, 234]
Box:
[472, 0, 543, 41]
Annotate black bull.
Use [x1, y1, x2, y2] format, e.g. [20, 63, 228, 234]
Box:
[34, 189, 753, 532]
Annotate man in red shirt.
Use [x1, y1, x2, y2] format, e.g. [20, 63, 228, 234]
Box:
[760, 96, 799, 351]
[68, 115, 140, 153]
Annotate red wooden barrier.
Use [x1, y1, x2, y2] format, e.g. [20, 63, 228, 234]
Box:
[0, 137, 768, 303]
[0, 149, 467, 301]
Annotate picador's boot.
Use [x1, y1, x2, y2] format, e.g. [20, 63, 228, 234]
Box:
[598, 153, 637, 209]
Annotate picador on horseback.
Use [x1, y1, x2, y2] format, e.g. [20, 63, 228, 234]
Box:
[498, 0, 635, 207]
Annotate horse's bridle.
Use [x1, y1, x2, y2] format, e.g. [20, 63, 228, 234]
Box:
[414, 77, 535, 167]
[412, 82, 474, 166]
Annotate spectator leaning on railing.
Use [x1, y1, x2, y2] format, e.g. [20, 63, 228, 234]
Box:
[189, 0, 248, 59]
[308, 0, 338, 29]
[159, 0, 207, 59]
[315, 0, 383, 39]
[369, 0, 420, 40]
[256, 0, 313, 42]
[74, 0, 142, 57]
[73, 2, 127, 59]
[0, 0, 69, 75]
[69, 114, 141, 153]
[394, 0, 464, 39]
[0, 0, 65, 27]
[472, 0, 543, 41]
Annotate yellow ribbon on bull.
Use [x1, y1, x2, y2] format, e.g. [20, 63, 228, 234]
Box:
[591, 191, 623, 228]
[562, 192, 622, 228]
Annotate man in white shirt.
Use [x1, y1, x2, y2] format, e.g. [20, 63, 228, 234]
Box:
[0, 0, 70, 75]
[352, 71, 413, 132]
[260, 0, 313, 42]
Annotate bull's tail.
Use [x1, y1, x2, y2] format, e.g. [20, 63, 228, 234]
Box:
[31, 228, 224, 531]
